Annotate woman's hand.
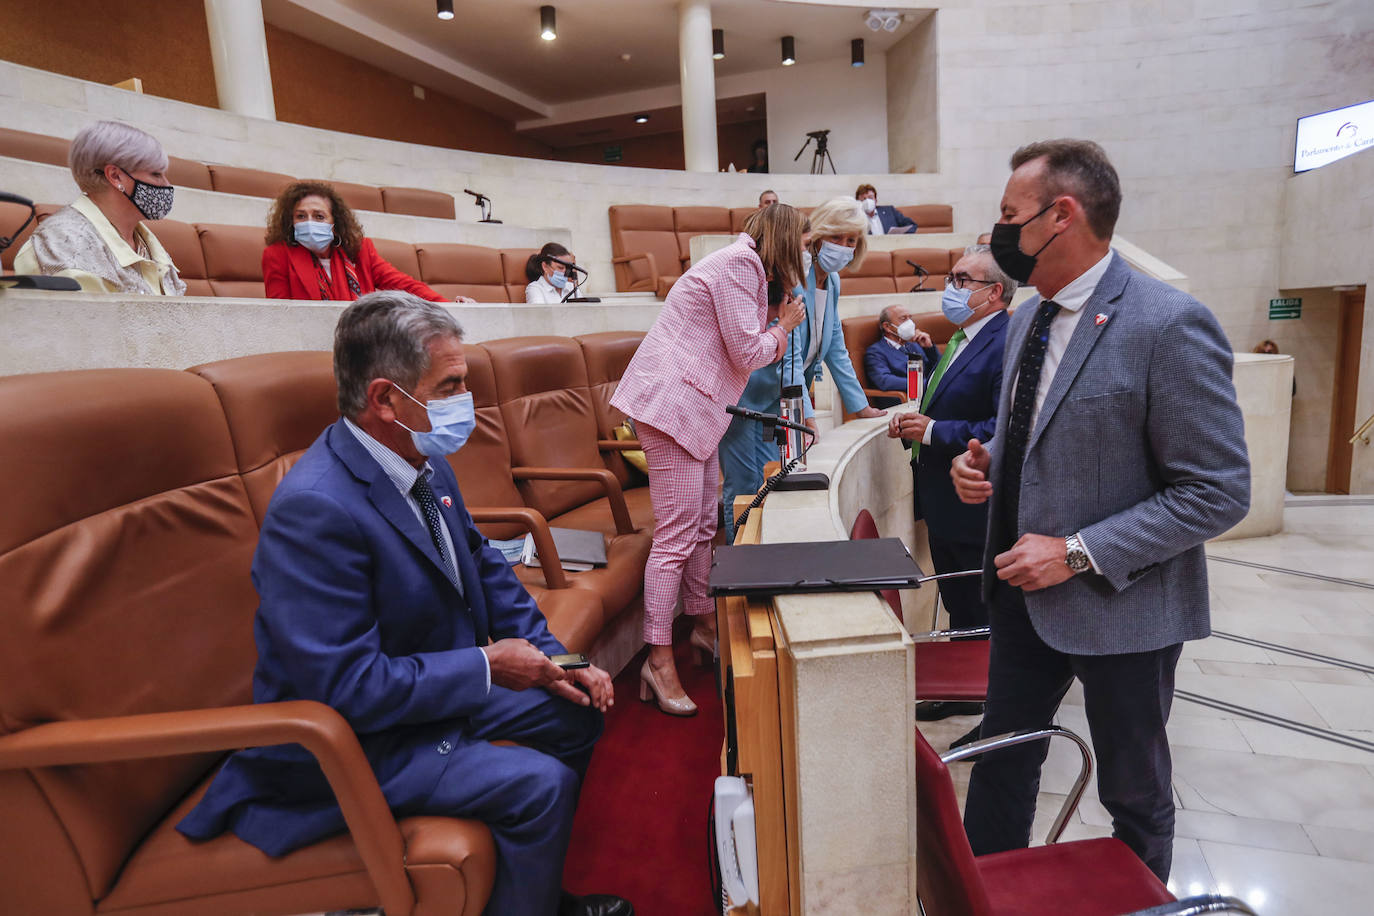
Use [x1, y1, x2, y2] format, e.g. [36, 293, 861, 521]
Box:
[855, 405, 886, 419]
[777, 293, 805, 333]
[454, 294, 477, 304]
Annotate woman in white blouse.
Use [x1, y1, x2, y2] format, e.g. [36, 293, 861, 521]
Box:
[15, 120, 185, 295]
[524, 243, 583, 303]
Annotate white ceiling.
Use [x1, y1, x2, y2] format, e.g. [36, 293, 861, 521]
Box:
[264, 0, 929, 120]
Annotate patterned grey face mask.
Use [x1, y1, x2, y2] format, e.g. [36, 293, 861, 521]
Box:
[125, 176, 175, 221]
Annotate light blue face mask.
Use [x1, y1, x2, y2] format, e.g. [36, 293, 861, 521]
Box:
[817, 240, 855, 274]
[549, 269, 567, 290]
[393, 385, 476, 457]
[294, 220, 334, 255]
[941, 282, 992, 325]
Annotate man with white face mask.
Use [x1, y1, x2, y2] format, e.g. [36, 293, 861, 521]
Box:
[855, 182, 917, 234]
[865, 303, 938, 405]
[888, 246, 1015, 727]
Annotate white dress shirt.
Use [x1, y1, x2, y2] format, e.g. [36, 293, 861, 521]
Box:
[525, 274, 580, 304]
[866, 209, 884, 235]
[921, 309, 1001, 445]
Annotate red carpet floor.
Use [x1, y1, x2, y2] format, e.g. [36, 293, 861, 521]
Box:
[563, 625, 724, 916]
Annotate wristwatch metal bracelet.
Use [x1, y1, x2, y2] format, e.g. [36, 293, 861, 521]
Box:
[1064, 533, 1091, 574]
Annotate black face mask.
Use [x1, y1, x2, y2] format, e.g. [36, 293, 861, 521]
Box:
[989, 200, 1058, 284]
[119, 171, 175, 221]
[767, 277, 785, 308]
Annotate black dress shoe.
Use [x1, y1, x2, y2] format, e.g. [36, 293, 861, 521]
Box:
[915, 700, 984, 721]
[559, 891, 634, 916]
[948, 722, 983, 752]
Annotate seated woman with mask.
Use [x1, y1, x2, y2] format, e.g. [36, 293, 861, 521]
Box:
[262, 181, 474, 303]
[15, 120, 185, 294]
[524, 242, 583, 303]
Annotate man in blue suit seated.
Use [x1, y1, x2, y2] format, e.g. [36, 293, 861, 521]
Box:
[889, 245, 1015, 730]
[178, 291, 632, 916]
[864, 303, 938, 406]
[856, 182, 917, 234]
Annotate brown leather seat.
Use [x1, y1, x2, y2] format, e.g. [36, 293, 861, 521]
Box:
[312, 179, 385, 214]
[897, 204, 954, 233]
[197, 223, 267, 297]
[845, 250, 898, 295]
[207, 164, 296, 199]
[728, 207, 756, 234]
[840, 315, 908, 419]
[0, 126, 71, 167]
[166, 156, 214, 191]
[1, 201, 60, 273]
[892, 247, 955, 293]
[575, 331, 653, 531]
[501, 248, 538, 303]
[381, 186, 456, 220]
[607, 205, 680, 294]
[146, 218, 212, 296]
[673, 206, 731, 274]
[371, 238, 422, 280]
[416, 243, 510, 302]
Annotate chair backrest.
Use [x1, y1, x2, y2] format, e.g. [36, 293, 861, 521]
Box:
[848, 508, 903, 621]
[483, 336, 607, 519]
[607, 205, 677, 291]
[444, 343, 528, 539]
[915, 309, 960, 347]
[844, 250, 897, 295]
[380, 186, 456, 220]
[371, 237, 422, 281]
[913, 727, 995, 916]
[0, 126, 71, 167]
[0, 369, 261, 910]
[187, 351, 340, 523]
[146, 218, 212, 296]
[206, 164, 295, 200]
[1, 201, 59, 272]
[840, 315, 883, 391]
[728, 207, 756, 234]
[312, 179, 385, 214]
[197, 223, 267, 297]
[166, 156, 214, 191]
[416, 242, 509, 302]
[672, 206, 731, 270]
[576, 330, 645, 485]
[501, 248, 538, 303]
[898, 204, 955, 234]
[892, 247, 952, 293]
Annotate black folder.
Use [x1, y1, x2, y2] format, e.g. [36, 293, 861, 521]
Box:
[708, 538, 924, 597]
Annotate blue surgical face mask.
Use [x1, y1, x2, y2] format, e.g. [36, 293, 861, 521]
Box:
[393, 385, 476, 457]
[294, 220, 334, 255]
[549, 269, 567, 290]
[941, 284, 977, 325]
[817, 240, 854, 274]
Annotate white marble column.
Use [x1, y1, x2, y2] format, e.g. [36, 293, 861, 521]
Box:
[678, 0, 719, 172]
[203, 0, 277, 120]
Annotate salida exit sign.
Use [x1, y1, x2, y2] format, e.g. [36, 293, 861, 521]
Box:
[1269, 297, 1301, 319]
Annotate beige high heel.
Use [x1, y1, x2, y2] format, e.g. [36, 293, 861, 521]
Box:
[639, 659, 698, 716]
[689, 626, 717, 667]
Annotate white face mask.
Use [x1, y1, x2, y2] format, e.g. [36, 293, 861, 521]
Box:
[861, 198, 877, 215]
[895, 318, 917, 341]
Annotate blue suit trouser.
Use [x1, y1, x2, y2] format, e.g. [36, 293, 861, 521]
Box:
[962, 583, 1182, 882]
[718, 412, 778, 543]
[409, 685, 603, 916]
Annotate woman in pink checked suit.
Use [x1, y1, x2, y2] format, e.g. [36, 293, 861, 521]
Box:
[611, 205, 808, 715]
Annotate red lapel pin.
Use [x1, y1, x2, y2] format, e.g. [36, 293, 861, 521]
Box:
[1094, 313, 1108, 326]
[440, 495, 453, 508]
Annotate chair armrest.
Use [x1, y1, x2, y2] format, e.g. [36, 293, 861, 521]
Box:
[863, 387, 909, 402]
[511, 466, 634, 535]
[598, 439, 642, 451]
[918, 568, 984, 630]
[1126, 896, 1259, 916]
[0, 701, 416, 916]
[941, 726, 1093, 846]
[610, 251, 659, 285]
[469, 506, 567, 589]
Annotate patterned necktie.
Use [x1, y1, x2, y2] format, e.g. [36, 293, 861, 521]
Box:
[1000, 300, 1061, 547]
[912, 329, 966, 460]
[411, 474, 455, 579]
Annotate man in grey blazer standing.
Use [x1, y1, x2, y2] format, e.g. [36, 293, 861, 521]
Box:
[951, 139, 1249, 881]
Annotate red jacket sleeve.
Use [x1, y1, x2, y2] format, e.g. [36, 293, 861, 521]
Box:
[359, 239, 445, 302]
[262, 243, 294, 299]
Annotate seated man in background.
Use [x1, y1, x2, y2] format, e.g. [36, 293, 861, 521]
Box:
[864, 304, 937, 407]
[855, 183, 916, 234]
[15, 119, 186, 294]
[757, 189, 779, 208]
[178, 291, 630, 916]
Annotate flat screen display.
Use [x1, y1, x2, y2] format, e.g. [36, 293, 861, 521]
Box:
[1295, 99, 1374, 173]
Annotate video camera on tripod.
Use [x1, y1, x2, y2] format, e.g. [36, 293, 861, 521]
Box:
[794, 129, 836, 174]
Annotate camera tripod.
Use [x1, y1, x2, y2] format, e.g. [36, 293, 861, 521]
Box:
[793, 130, 836, 174]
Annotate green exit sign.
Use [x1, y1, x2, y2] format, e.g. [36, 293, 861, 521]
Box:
[1269, 297, 1301, 319]
[603, 145, 623, 163]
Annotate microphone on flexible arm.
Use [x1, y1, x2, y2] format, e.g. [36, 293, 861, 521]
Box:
[462, 189, 502, 224]
[906, 260, 931, 292]
[725, 404, 815, 438]
[547, 255, 588, 275]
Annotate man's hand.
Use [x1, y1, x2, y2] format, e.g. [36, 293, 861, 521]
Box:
[855, 405, 886, 419]
[951, 438, 993, 504]
[546, 664, 615, 712]
[912, 329, 933, 348]
[994, 534, 1075, 591]
[484, 639, 568, 691]
[891, 411, 932, 442]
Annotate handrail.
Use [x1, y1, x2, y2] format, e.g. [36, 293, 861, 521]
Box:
[1349, 412, 1374, 446]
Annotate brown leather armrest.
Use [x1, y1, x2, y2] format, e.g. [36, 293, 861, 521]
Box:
[611, 252, 659, 292]
[511, 466, 634, 535]
[0, 701, 415, 916]
[597, 438, 642, 451]
[469, 506, 568, 589]
[863, 388, 909, 402]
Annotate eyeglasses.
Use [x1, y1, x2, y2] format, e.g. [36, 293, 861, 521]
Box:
[944, 273, 995, 291]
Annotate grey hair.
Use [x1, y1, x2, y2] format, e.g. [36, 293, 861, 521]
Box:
[962, 244, 1018, 305]
[878, 303, 902, 333]
[69, 121, 169, 195]
[333, 291, 464, 418]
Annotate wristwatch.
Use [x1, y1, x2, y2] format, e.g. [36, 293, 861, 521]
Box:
[1064, 533, 1091, 574]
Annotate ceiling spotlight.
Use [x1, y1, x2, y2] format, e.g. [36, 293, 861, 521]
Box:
[884, 13, 902, 31]
[851, 38, 865, 67]
[781, 35, 796, 66]
[540, 5, 557, 41]
[713, 28, 725, 60]
[865, 9, 902, 32]
[634, 114, 650, 124]
[436, 0, 453, 20]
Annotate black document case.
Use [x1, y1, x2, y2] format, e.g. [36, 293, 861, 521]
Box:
[708, 538, 924, 597]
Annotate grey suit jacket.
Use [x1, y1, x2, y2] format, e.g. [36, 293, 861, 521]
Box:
[982, 253, 1250, 655]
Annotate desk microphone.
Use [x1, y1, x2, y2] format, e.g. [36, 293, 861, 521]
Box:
[725, 404, 814, 437]
[548, 255, 588, 275]
[463, 189, 502, 224]
[0, 191, 35, 207]
[463, 188, 489, 203]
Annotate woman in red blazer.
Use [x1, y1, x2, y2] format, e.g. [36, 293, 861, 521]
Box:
[262, 181, 474, 303]
[611, 204, 807, 715]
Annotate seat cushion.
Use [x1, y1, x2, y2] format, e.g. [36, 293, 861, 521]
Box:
[897, 204, 954, 233]
[197, 223, 266, 298]
[146, 218, 209, 295]
[529, 585, 608, 656]
[515, 531, 651, 623]
[976, 838, 1173, 915]
[99, 776, 495, 915]
[549, 487, 654, 538]
[913, 640, 989, 701]
[416, 243, 508, 302]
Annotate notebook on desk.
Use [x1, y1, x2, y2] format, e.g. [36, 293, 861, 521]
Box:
[708, 538, 924, 597]
[521, 527, 608, 572]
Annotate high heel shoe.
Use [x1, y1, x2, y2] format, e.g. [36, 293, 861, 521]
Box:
[639, 660, 698, 716]
[689, 626, 717, 668]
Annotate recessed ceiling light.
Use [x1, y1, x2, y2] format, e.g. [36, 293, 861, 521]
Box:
[851, 38, 865, 67]
[713, 28, 725, 60]
[634, 114, 650, 124]
[781, 36, 795, 66]
[436, 0, 453, 20]
[540, 5, 557, 41]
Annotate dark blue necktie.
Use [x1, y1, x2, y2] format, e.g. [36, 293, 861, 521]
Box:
[1000, 300, 1061, 548]
[411, 474, 455, 579]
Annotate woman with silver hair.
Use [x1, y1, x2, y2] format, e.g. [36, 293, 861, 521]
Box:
[15, 120, 185, 295]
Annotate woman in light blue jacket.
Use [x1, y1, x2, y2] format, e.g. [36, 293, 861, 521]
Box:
[720, 196, 886, 540]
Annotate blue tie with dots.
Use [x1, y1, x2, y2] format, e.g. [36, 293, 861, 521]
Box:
[411, 474, 455, 579]
[1001, 300, 1061, 548]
